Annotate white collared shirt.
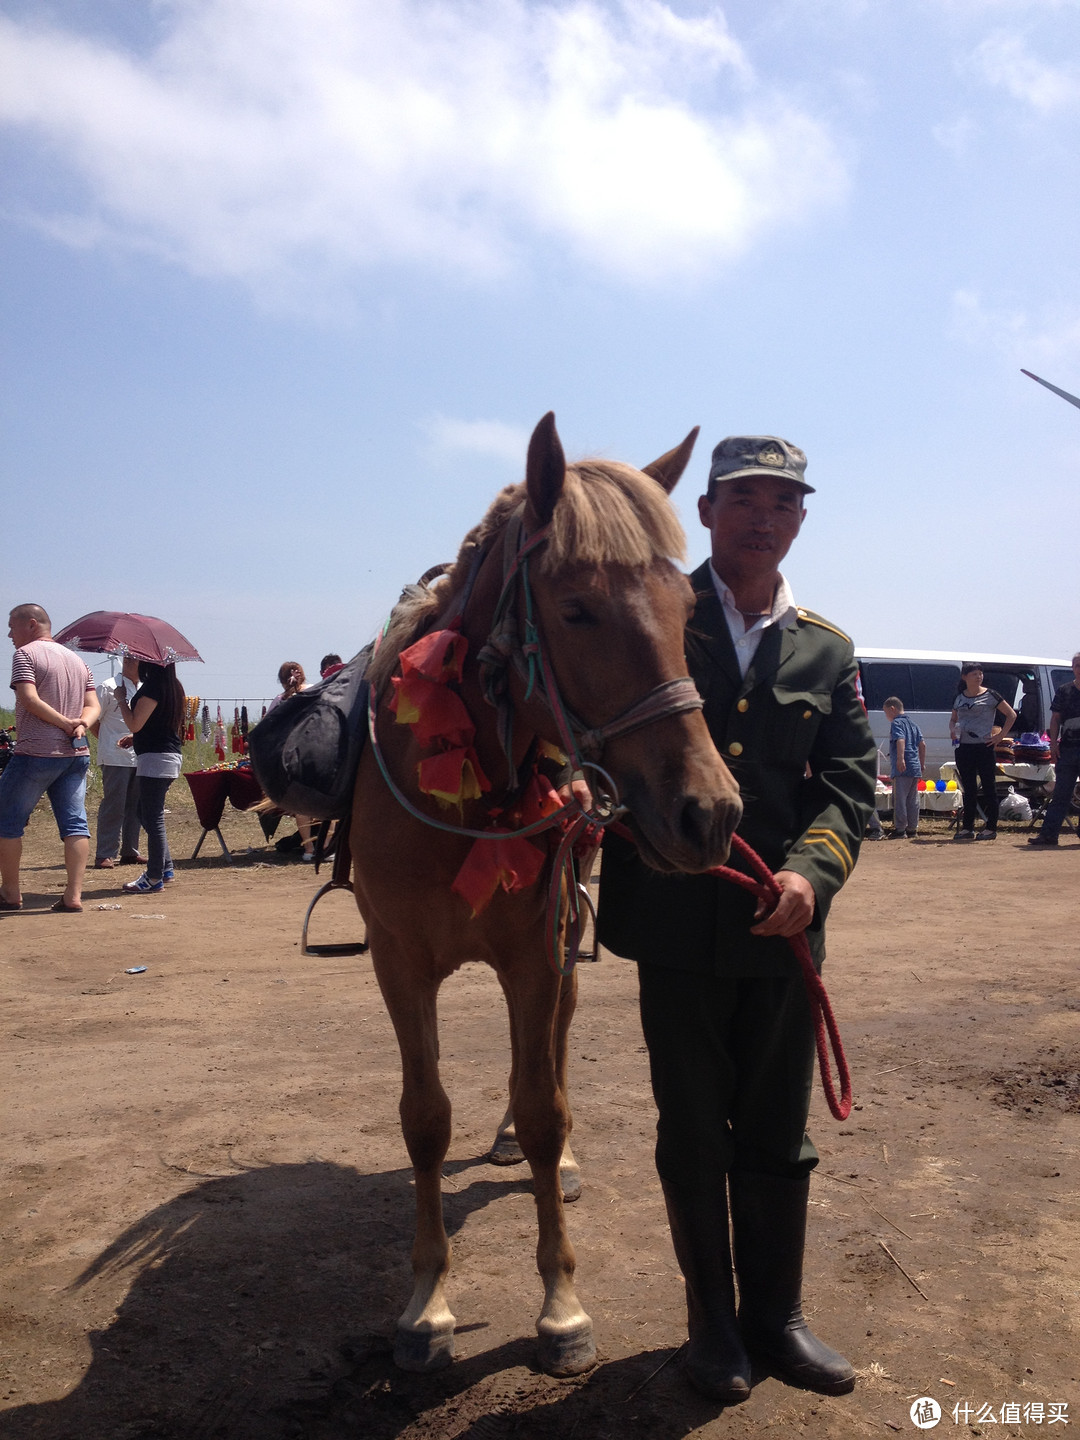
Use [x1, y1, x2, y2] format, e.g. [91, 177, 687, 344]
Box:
[708, 564, 799, 678]
[95, 674, 137, 768]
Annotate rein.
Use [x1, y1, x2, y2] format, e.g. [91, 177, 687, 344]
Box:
[610, 818, 852, 1122]
[715, 836, 853, 1123]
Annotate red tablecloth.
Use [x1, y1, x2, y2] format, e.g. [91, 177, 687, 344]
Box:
[185, 767, 264, 829]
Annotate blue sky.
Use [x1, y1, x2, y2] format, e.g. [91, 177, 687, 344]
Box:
[2, 0, 1078, 702]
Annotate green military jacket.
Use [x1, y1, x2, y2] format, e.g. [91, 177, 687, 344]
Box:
[597, 562, 877, 976]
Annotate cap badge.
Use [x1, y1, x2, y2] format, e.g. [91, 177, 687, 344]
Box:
[757, 446, 785, 467]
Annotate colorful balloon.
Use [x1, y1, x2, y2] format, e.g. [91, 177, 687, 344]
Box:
[946, 780, 958, 790]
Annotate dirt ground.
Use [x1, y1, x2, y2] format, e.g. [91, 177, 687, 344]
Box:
[1, 792, 1078, 1440]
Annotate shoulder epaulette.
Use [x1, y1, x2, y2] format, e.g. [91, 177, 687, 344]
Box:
[796, 609, 851, 644]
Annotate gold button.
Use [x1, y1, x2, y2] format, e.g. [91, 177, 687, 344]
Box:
[736, 698, 749, 713]
[803, 709, 812, 719]
[728, 741, 743, 757]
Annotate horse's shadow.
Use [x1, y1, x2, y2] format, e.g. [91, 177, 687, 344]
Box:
[0, 1159, 714, 1440]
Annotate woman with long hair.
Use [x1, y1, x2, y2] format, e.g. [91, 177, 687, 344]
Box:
[114, 660, 185, 893]
[949, 662, 1016, 841]
[265, 661, 315, 860]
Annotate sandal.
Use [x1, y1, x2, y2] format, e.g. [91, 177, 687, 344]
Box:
[94, 857, 118, 869]
[0, 895, 23, 911]
[51, 899, 83, 913]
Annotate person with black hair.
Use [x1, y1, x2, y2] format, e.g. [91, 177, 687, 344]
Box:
[265, 661, 315, 860]
[319, 653, 344, 679]
[115, 661, 185, 893]
[949, 663, 1016, 841]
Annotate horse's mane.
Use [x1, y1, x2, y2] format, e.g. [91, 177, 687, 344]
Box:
[368, 461, 686, 690]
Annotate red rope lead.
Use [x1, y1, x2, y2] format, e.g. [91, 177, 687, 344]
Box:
[611, 823, 852, 1122]
[704, 834, 852, 1122]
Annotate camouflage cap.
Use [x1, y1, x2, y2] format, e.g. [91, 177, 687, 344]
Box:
[707, 435, 814, 495]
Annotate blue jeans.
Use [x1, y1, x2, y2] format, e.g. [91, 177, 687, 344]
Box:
[0, 753, 91, 839]
[1042, 745, 1080, 837]
[137, 775, 174, 881]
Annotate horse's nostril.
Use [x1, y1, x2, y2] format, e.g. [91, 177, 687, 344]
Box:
[677, 797, 739, 862]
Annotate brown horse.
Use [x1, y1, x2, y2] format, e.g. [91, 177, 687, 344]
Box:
[350, 412, 742, 1377]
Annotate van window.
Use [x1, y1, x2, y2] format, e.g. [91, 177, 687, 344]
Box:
[983, 670, 1023, 710]
[1052, 669, 1072, 693]
[859, 663, 912, 711]
[910, 664, 961, 711]
[859, 662, 959, 713]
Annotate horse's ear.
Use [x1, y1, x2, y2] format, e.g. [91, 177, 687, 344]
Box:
[641, 427, 700, 494]
[525, 412, 566, 526]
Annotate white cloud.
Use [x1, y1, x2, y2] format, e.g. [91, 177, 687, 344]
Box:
[950, 288, 1080, 369]
[968, 29, 1080, 110]
[423, 414, 531, 465]
[0, 0, 846, 300]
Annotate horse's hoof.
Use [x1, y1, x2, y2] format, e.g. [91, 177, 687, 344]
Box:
[489, 1135, 526, 1166]
[393, 1323, 455, 1372]
[536, 1318, 596, 1376]
[560, 1164, 582, 1203]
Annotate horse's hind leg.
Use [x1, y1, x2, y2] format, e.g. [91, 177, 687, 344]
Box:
[371, 942, 456, 1372]
[505, 963, 595, 1376]
[491, 970, 581, 1202]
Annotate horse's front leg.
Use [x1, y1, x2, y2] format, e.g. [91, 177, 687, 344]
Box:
[371, 938, 456, 1372]
[505, 962, 595, 1376]
[491, 969, 581, 1201]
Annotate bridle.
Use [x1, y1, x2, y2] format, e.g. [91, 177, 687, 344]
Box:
[367, 503, 706, 973]
[474, 505, 704, 788]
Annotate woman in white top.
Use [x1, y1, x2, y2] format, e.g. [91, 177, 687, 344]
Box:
[949, 663, 1016, 840]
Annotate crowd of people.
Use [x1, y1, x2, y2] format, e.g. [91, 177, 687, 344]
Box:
[0, 611, 349, 909]
[863, 656, 1079, 844]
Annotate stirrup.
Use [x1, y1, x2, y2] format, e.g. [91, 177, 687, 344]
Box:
[575, 880, 599, 962]
[300, 879, 368, 957]
[299, 815, 368, 956]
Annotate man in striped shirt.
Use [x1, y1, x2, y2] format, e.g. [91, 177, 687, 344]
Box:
[0, 604, 99, 912]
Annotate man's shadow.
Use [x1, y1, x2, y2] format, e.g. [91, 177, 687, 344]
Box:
[0, 1160, 720, 1440]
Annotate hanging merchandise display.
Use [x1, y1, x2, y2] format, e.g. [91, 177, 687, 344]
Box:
[214, 705, 227, 763]
[182, 695, 200, 743]
[231, 705, 244, 754]
[201, 703, 211, 742]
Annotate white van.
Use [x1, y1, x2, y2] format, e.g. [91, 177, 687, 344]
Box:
[855, 649, 1072, 778]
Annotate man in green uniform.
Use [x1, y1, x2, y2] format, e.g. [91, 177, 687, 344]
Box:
[598, 435, 875, 1403]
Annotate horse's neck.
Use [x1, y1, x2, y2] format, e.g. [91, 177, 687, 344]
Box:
[451, 537, 540, 800]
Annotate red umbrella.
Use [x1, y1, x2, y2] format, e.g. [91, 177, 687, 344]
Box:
[54, 611, 203, 665]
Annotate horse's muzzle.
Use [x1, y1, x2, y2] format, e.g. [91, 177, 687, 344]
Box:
[624, 787, 743, 875]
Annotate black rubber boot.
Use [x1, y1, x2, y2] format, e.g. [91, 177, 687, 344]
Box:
[661, 1180, 752, 1404]
[730, 1171, 856, 1395]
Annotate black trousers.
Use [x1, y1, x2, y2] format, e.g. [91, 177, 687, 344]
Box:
[637, 963, 818, 1189]
[955, 742, 999, 830]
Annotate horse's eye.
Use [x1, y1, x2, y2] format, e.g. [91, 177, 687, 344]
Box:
[561, 602, 596, 626]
